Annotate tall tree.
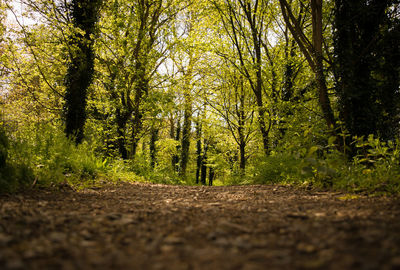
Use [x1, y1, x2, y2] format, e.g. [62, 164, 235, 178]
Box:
[213, 0, 273, 155]
[64, 0, 102, 144]
[171, 0, 203, 177]
[279, 0, 337, 136]
[334, 0, 400, 146]
[206, 64, 256, 173]
[179, 55, 194, 176]
[130, 0, 168, 158]
[95, 0, 175, 159]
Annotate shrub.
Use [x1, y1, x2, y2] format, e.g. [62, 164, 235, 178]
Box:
[0, 127, 33, 193]
[252, 135, 400, 194]
[251, 152, 305, 185]
[7, 123, 109, 189]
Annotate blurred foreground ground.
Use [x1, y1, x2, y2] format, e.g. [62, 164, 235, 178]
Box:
[1, 182, 400, 270]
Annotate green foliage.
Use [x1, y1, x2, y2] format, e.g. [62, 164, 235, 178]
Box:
[0, 127, 33, 193]
[0, 163, 34, 193]
[339, 136, 400, 194]
[108, 152, 185, 185]
[252, 153, 304, 185]
[8, 124, 109, 189]
[64, 0, 103, 144]
[252, 135, 400, 194]
[2, 0, 399, 195]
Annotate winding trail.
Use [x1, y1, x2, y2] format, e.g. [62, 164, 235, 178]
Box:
[1, 182, 400, 269]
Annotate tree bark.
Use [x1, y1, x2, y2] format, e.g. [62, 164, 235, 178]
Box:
[115, 108, 129, 159]
[149, 124, 158, 169]
[195, 119, 202, 184]
[200, 139, 208, 185]
[239, 142, 246, 172]
[179, 50, 194, 177]
[180, 98, 192, 177]
[311, 0, 336, 130]
[249, 3, 269, 156]
[64, 0, 102, 144]
[279, 0, 338, 137]
[172, 115, 181, 172]
[208, 166, 215, 186]
[130, 56, 149, 159]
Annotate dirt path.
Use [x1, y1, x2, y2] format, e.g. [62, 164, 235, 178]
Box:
[1, 182, 400, 270]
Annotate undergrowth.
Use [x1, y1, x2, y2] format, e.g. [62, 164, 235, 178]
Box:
[0, 127, 33, 193]
[0, 122, 187, 193]
[1, 123, 110, 192]
[1, 121, 400, 196]
[251, 135, 400, 195]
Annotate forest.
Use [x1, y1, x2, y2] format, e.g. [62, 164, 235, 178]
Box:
[0, 0, 399, 193]
[1, 1, 400, 269]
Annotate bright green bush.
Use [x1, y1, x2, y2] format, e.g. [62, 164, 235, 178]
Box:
[252, 135, 400, 194]
[251, 153, 305, 185]
[7, 123, 109, 189]
[331, 136, 400, 194]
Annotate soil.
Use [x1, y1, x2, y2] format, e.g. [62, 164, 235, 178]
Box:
[1, 182, 400, 270]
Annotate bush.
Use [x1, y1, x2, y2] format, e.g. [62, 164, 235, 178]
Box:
[252, 135, 400, 194]
[331, 136, 400, 194]
[251, 152, 306, 185]
[7, 123, 109, 189]
[0, 127, 34, 193]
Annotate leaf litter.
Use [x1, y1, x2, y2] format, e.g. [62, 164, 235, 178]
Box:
[0, 182, 400, 270]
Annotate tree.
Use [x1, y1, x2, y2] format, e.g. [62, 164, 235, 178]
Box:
[94, 0, 176, 159]
[213, 0, 273, 155]
[334, 0, 400, 147]
[179, 49, 194, 177]
[206, 62, 256, 173]
[278, 0, 337, 137]
[170, 0, 205, 177]
[64, 0, 102, 144]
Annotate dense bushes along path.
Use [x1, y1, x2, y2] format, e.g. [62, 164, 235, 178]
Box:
[1, 182, 400, 269]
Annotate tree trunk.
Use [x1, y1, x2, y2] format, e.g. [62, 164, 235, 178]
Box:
[149, 125, 158, 169]
[179, 52, 194, 176]
[169, 114, 175, 140]
[200, 140, 208, 186]
[131, 62, 148, 159]
[195, 119, 202, 184]
[279, 0, 339, 147]
[239, 142, 246, 172]
[237, 79, 247, 173]
[172, 115, 181, 172]
[282, 32, 296, 102]
[208, 166, 215, 186]
[280, 37, 296, 138]
[180, 98, 192, 177]
[64, 0, 102, 144]
[237, 120, 246, 173]
[255, 94, 270, 156]
[115, 108, 129, 159]
[254, 25, 269, 156]
[311, 0, 336, 131]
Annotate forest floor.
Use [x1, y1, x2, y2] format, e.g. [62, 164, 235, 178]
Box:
[1, 182, 400, 270]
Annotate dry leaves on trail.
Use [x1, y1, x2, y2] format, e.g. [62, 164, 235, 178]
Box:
[1, 182, 400, 270]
